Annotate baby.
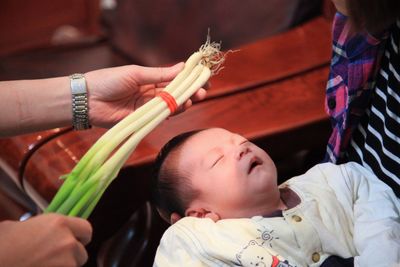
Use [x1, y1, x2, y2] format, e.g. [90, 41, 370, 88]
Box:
[151, 128, 400, 267]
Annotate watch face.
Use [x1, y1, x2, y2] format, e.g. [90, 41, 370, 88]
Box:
[70, 74, 87, 95]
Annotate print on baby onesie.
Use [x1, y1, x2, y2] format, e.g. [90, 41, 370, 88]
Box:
[236, 240, 295, 267]
[256, 226, 279, 248]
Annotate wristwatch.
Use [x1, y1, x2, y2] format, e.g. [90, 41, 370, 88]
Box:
[70, 73, 91, 130]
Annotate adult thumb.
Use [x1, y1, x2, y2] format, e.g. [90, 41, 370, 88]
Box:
[135, 62, 184, 85]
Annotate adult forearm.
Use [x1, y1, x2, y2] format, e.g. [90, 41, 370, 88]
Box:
[0, 77, 72, 137]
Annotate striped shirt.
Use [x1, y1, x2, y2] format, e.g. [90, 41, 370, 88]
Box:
[323, 13, 400, 195]
[347, 20, 400, 197]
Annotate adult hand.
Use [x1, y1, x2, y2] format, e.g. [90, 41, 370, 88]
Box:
[85, 63, 207, 128]
[0, 213, 92, 267]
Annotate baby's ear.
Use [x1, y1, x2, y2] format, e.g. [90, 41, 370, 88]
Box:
[186, 208, 221, 222]
[185, 208, 205, 218]
[170, 212, 182, 224]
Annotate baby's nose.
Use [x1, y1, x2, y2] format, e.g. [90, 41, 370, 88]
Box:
[236, 147, 250, 160]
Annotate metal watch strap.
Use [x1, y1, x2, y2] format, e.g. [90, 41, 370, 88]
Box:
[70, 73, 91, 130]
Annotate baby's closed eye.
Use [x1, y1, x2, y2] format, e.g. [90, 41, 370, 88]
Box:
[212, 155, 223, 168]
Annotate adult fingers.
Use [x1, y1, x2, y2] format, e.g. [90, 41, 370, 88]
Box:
[134, 62, 184, 85]
[169, 99, 192, 116]
[74, 241, 89, 266]
[181, 99, 193, 113]
[177, 88, 207, 114]
[155, 76, 209, 91]
[65, 217, 93, 246]
[190, 88, 207, 102]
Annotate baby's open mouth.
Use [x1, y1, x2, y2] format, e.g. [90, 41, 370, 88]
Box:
[248, 157, 262, 174]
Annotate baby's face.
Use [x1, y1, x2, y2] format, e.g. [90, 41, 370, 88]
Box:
[177, 128, 278, 219]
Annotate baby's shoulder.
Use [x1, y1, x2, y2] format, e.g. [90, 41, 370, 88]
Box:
[162, 216, 260, 245]
[171, 216, 255, 235]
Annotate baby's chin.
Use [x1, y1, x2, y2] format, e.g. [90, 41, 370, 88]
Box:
[249, 161, 277, 179]
[249, 171, 278, 192]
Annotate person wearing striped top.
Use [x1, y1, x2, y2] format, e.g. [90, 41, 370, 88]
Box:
[325, 0, 400, 198]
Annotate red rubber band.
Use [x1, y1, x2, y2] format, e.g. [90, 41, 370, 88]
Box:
[157, 91, 178, 113]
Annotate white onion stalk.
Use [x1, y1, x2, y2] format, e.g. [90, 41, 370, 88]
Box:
[45, 37, 224, 218]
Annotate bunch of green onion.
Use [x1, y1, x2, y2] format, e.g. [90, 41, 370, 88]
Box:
[45, 38, 224, 218]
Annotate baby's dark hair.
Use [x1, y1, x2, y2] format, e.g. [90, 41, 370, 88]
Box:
[151, 129, 204, 222]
